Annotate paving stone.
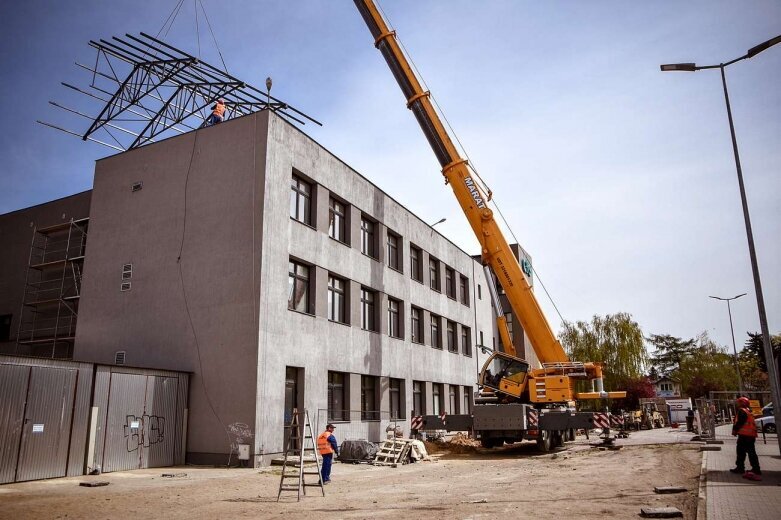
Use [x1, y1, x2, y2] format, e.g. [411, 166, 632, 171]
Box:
[640, 506, 683, 517]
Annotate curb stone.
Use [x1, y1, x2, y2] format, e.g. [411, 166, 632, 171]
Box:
[696, 451, 707, 520]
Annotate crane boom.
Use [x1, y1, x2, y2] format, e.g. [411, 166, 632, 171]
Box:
[354, 0, 567, 363]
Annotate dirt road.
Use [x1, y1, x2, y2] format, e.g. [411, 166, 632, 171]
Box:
[0, 441, 700, 519]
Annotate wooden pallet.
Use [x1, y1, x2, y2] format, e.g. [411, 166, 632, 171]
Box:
[373, 438, 412, 466]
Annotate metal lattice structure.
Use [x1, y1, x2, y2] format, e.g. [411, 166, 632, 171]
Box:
[39, 32, 320, 151]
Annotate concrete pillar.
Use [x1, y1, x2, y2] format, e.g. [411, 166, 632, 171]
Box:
[349, 280, 362, 328]
[314, 184, 329, 234]
[314, 266, 328, 319]
[349, 205, 362, 253]
[349, 373, 362, 421]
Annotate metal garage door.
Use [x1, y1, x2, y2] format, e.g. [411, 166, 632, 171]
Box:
[101, 373, 180, 472]
[0, 364, 77, 483]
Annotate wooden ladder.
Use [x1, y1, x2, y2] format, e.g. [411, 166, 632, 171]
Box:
[277, 409, 325, 501]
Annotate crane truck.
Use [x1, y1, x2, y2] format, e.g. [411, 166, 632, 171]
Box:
[354, 0, 626, 451]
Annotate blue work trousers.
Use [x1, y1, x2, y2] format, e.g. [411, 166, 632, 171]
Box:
[321, 453, 333, 482]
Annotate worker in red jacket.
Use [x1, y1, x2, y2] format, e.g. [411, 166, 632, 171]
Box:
[317, 423, 339, 484]
[730, 396, 761, 480]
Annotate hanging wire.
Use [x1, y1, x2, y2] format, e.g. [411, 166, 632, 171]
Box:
[375, 0, 567, 326]
[156, 0, 186, 40]
[194, 0, 202, 59]
[198, 0, 230, 73]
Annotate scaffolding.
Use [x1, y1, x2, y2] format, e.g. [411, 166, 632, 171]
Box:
[15, 218, 88, 359]
[39, 33, 320, 152]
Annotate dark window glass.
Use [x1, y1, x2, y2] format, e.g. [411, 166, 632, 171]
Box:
[430, 314, 441, 349]
[328, 371, 346, 421]
[446, 321, 457, 353]
[328, 198, 346, 242]
[361, 288, 377, 331]
[461, 325, 472, 356]
[445, 267, 456, 298]
[361, 375, 378, 420]
[288, 260, 310, 312]
[388, 298, 401, 338]
[387, 232, 400, 271]
[432, 383, 443, 415]
[410, 245, 422, 282]
[361, 217, 376, 258]
[463, 386, 472, 414]
[328, 275, 346, 323]
[429, 257, 440, 291]
[460, 275, 469, 305]
[389, 378, 403, 419]
[411, 306, 423, 343]
[290, 175, 312, 225]
[413, 380, 424, 415]
[449, 385, 459, 414]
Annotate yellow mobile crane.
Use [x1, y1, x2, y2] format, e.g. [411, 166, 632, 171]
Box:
[354, 0, 625, 450]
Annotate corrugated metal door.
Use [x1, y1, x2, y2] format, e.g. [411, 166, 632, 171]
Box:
[102, 372, 147, 472]
[0, 364, 30, 484]
[143, 376, 178, 468]
[16, 367, 77, 481]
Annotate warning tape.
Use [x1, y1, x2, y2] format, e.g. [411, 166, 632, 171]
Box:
[440, 412, 447, 426]
[411, 416, 423, 430]
[609, 414, 624, 426]
[593, 412, 610, 429]
[528, 410, 539, 427]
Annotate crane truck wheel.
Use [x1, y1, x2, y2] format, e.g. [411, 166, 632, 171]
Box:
[566, 428, 576, 442]
[536, 430, 553, 452]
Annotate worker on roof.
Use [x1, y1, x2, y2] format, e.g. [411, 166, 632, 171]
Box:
[730, 396, 761, 480]
[317, 423, 338, 484]
[204, 98, 226, 127]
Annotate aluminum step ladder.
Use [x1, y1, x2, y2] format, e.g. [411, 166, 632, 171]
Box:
[277, 409, 325, 501]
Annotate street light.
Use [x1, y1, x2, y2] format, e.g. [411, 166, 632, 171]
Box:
[430, 218, 446, 227]
[662, 33, 781, 453]
[709, 293, 747, 393]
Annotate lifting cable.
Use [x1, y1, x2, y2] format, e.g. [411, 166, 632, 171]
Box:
[155, 0, 230, 73]
[376, 0, 567, 326]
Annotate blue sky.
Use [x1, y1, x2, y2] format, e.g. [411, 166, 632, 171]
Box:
[1, 1, 779, 354]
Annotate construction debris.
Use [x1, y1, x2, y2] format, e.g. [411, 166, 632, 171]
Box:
[373, 438, 430, 466]
[79, 481, 109, 487]
[161, 473, 187, 478]
[639, 506, 683, 518]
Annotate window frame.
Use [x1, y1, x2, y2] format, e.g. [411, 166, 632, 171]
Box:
[410, 244, 423, 283]
[327, 274, 347, 324]
[387, 231, 402, 272]
[459, 275, 469, 306]
[445, 266, 456, 299]
[360, 216, 378, 259]
[328, 197, 347, 244]
[327, 371, 347, 422]
[410, 306, 423, 344]
[449, 385, 459, 414]
[413, 380, 425, 416]
[290, 174, 313, 226]
[389, 377, 404, 420]
[432, 383, 443, 415]
[387, 296, 402, 339]
[361, 375, 379, 421]
[430, 313, 442, 349]
[461, 325, 472, 357]
[360, 287, 378, 332]
[288, 259, 311, 314]
[446, 320, 457, 353]
[429, 257, 440, 291]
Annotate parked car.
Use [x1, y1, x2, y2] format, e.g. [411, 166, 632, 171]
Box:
[755, 415, 776, 434]
[761, 402, 773, 417]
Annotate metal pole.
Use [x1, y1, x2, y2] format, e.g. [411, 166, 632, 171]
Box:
[725, 298, 744, 392]
[719, 64, 781, 453]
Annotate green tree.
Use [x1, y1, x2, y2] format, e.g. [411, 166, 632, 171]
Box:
[648, 334, 696, 377]
[742, 332, 781, 373]
[677, 332, 739, 398]
[560, 313, 648, 391]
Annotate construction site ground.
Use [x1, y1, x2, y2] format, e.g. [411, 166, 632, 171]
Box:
[0, 428, 705, 519]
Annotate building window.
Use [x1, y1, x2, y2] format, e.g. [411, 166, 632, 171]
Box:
[660, 382, 673, 392]
[429, 257, 440, 291]
[410, 306, 423, 344]
[361, 288, 377, 331]
[388, 297, 401, 338]
[463, 386, 472, 414]
[461, 325, 472, 356]
[479, 330, 484, 348]
[387, 231, 401, 271]
[477, 284, 482, 300]
[328, 197, 346, 243]
[288, 260, 310, 313]
[504, 312, 514, 342]
[328, 371, 347, 422]
[459, 275, 469, 306]
[430, 314, 442, 349]
[360, 216, 377, 258]
[432, 383, 443, 415]
[413, 380, 425, 415]
[410, 245, 423, 282]
[328, 275, 347, 324]
[290, 174, 312, 225]
[445, 267, 456, 298]
[389, 377, 404, 419]
[361, 375, 379, 420]
[446, 320, 457, 353]
[449, 385, 459, 414]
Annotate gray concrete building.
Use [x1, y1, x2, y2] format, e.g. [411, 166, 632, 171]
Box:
[1, 109, 540, 468]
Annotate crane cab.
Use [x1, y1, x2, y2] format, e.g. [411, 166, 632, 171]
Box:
[479, 352, 530, 399]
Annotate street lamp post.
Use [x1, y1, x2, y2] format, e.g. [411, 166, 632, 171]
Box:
[662, 34, 781, 453]
[710, 294, 747, 393]
[430, 218, 446, 227]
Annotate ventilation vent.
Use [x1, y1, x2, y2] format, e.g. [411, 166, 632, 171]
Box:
[131, 181, 143, 192]
[115, 351, 126, 365]
[122, 263, 133, 280]
[120, 281, 132, 292]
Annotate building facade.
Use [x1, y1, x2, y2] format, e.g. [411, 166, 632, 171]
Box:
[1, 110, 541, 468]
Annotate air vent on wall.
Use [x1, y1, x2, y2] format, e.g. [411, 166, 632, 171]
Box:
[115, 351, 126, 365]
[120, 281, 131, 292]
[131, 181, 143, 192]
[122, 263, 133, 280]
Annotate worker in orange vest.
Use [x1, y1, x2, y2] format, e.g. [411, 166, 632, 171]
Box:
[317, 423, 338, 484]
[204, 98, 226, 127]
[730, 396, 761, 480]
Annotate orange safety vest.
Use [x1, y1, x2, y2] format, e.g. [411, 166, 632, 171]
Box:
[212, 102, 226, 117]
[317, 431, 334, 455]
[735, 407, 757, 437]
